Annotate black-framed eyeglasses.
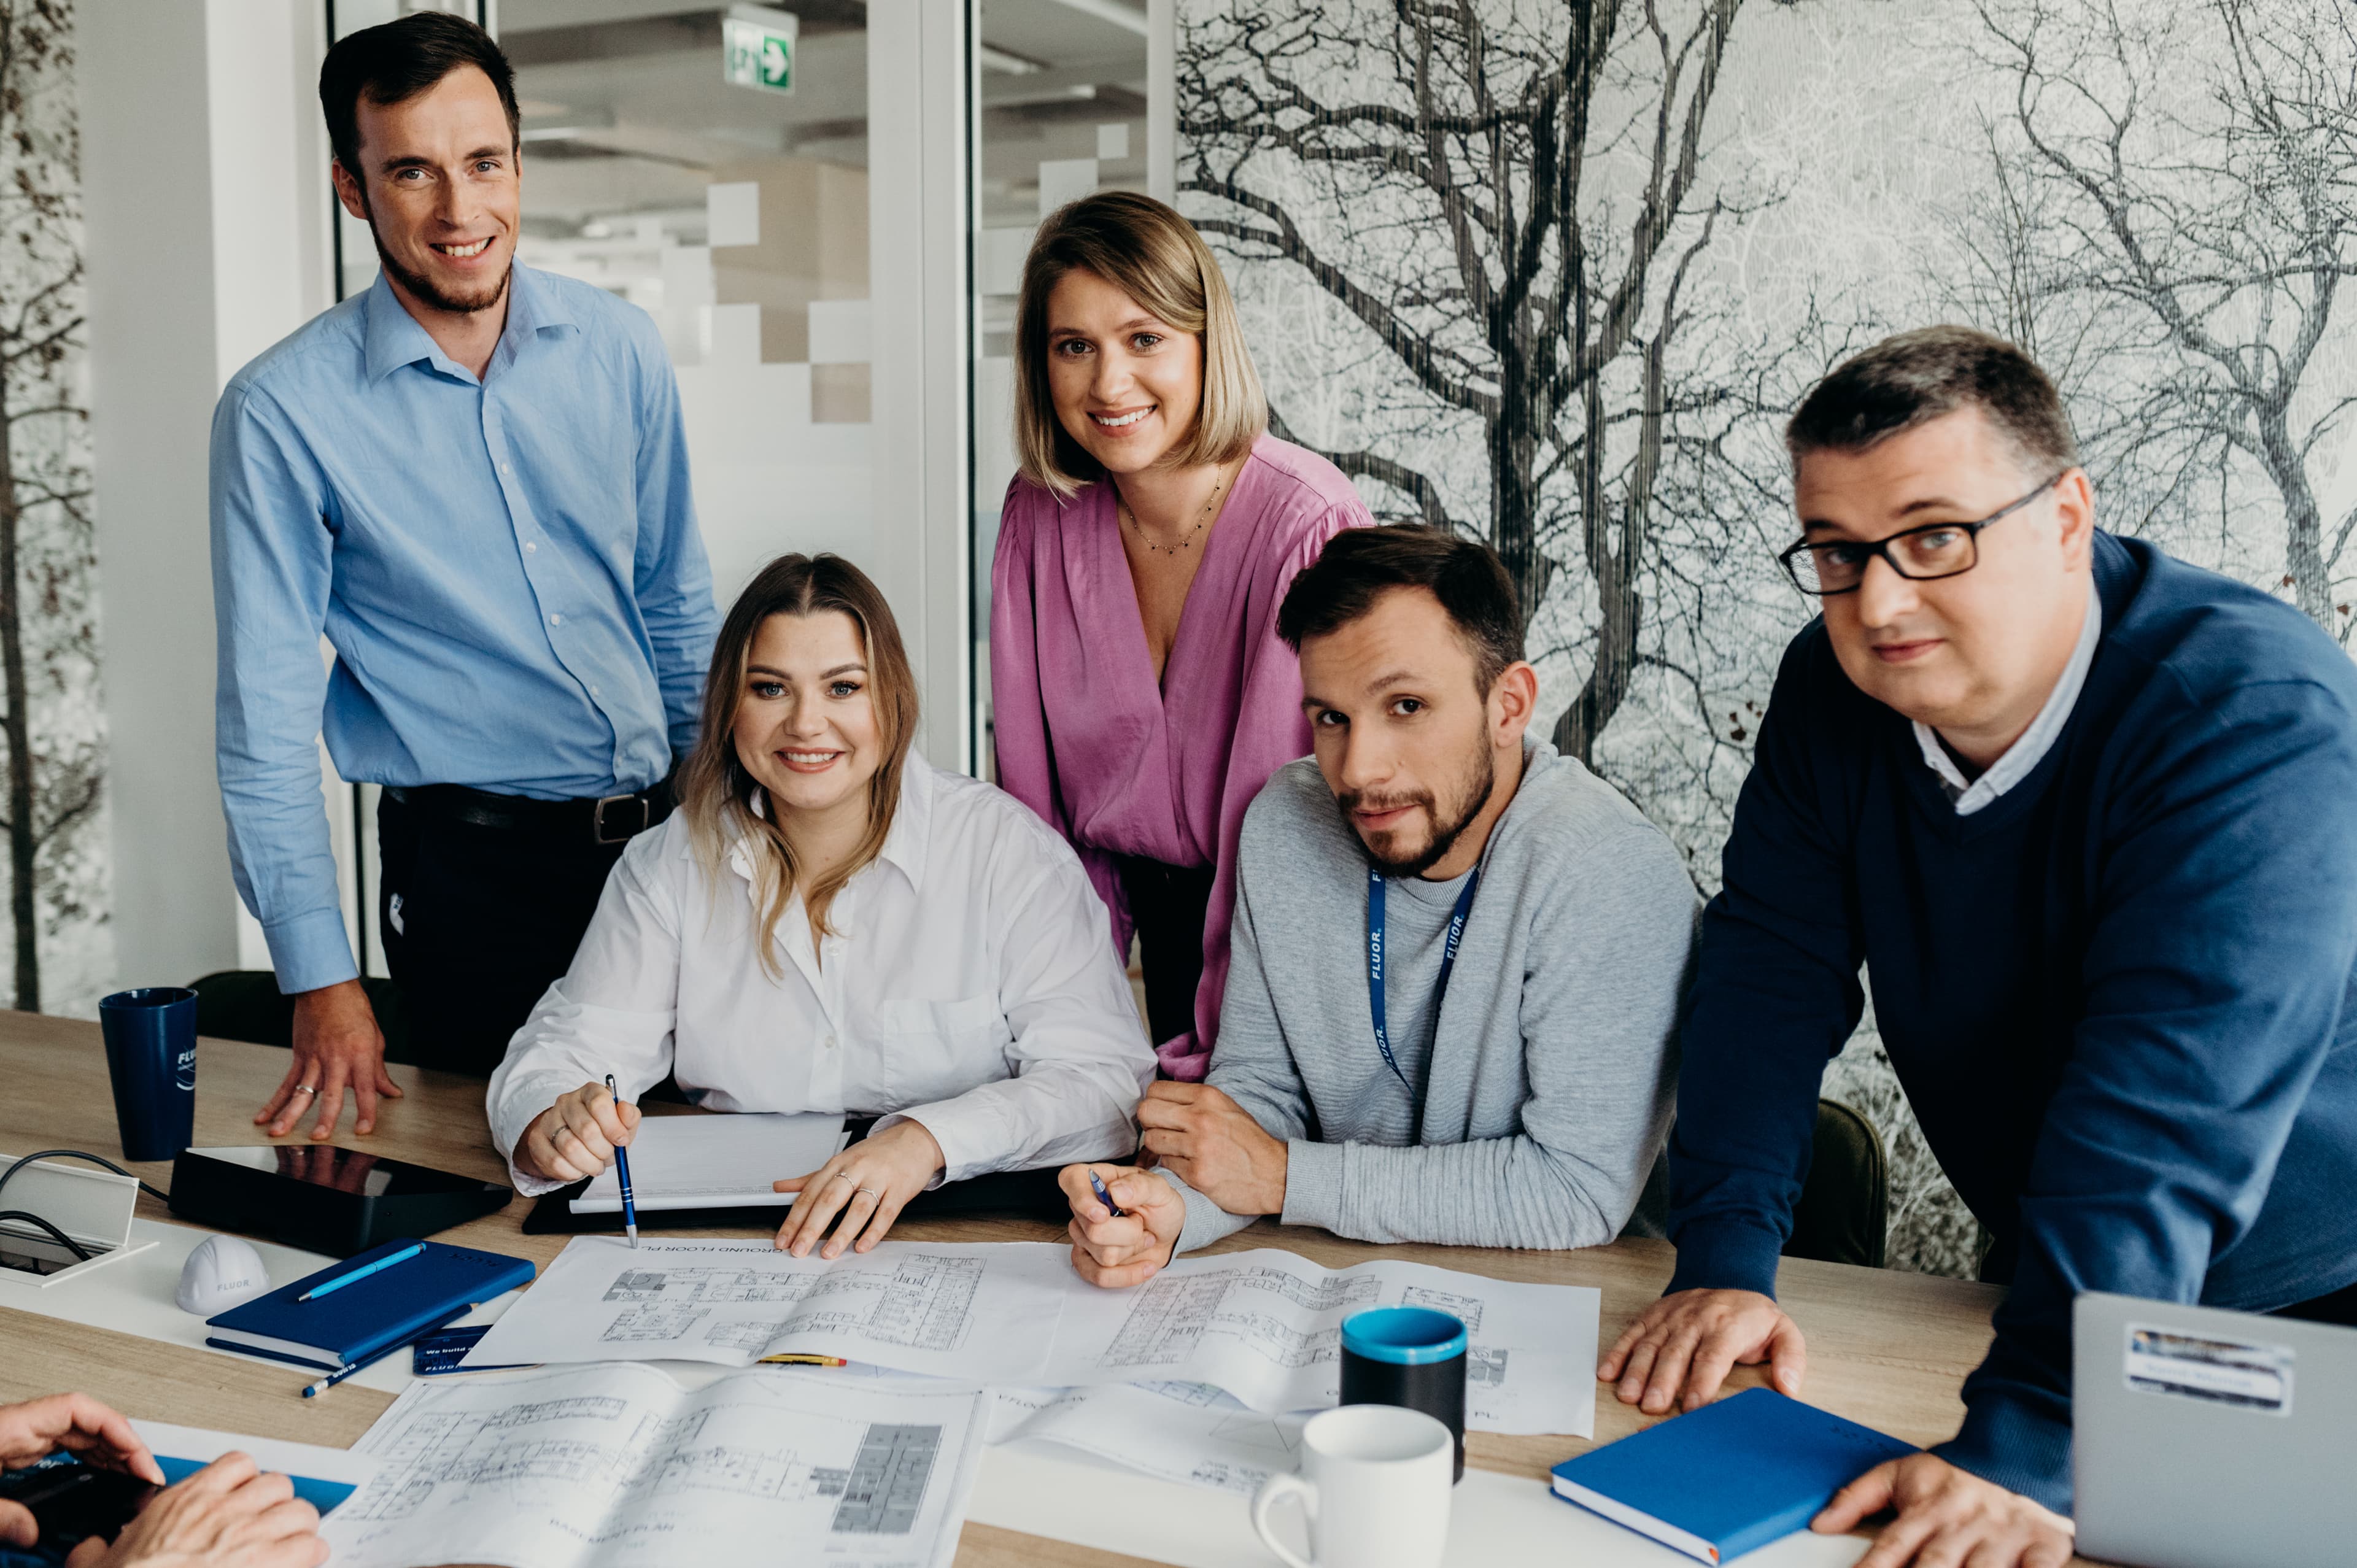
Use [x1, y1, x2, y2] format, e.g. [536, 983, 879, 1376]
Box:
[1778, 472, 2069, 597]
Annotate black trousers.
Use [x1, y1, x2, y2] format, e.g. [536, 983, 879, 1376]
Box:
[1113, 855, 1217, 1050]
[376, 790, 651, 1077]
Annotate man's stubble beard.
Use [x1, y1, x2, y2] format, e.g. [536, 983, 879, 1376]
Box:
[1341, 740, 1496, 880]
[365, 202, 511, 316]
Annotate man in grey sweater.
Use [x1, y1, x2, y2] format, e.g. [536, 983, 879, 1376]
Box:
[1060, 528, 1698, 1284]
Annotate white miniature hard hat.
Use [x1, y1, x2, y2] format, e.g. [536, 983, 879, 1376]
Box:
[176, 1233, 270, 1315]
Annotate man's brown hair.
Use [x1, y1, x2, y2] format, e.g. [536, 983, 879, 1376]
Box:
[1786, 325, 2079, 474]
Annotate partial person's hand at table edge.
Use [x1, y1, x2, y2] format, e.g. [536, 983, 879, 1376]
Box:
[254, 978, 403, 1142]
[68, 1451, 328, 1568]
[773, 1119, 945, 1260]
[1814, 1451, 2074, 1568]
[517, 1079, 642, 1185]
[1596, 1287, 1806, 1413]
[0, 1393, 163, 1546]
[1061, 1164, 1185, 1287]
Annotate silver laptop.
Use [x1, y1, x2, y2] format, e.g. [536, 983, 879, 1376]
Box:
[2074, 1291, 2357, 1567]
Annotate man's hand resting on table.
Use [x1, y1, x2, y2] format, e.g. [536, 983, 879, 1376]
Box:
[253, 978, 402, 1142]
[1596, 1288, 1807, 1413]
[1814, 1452, 2074, 1568]
[1059, 1165, 1186, 1287]
[517, 1080, 641, 1184]
[1134, 1082, 1287, 1216]
[0, 1394, 325, 1567]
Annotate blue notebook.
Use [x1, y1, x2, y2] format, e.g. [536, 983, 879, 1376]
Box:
[204, 1237, 534, 1372]
[1550, 1388, 1917, 1564]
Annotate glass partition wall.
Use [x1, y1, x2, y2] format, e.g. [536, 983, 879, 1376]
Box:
[966, 0, 1156, 776]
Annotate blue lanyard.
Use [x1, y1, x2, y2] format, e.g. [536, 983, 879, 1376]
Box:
[1366, 865, 1481, 1113]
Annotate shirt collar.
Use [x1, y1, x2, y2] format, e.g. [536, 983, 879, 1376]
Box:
[1914, 573, 2103, 814]
[360, 261, 574, 384]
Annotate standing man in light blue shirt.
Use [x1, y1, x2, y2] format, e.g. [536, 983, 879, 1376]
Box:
[211, 14, 716, 1141]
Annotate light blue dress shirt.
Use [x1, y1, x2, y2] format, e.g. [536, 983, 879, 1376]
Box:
[211, 264, 718, 994]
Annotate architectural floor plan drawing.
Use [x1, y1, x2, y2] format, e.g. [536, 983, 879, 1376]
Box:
[463, 1239, 1069, 1385]
[321, 1362, 990, 1568]
[1045, 1248, 1602, 1434]
[466, 1238, 1600, 1435]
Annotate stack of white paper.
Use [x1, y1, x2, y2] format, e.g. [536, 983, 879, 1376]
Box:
[570, 1112, 849, 1213]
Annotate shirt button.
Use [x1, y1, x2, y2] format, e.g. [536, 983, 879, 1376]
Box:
[549, 613, 562, 626]
[589, 684, 601, 697]
[500, 462, 512, 475]
[524, 541, 537, 555]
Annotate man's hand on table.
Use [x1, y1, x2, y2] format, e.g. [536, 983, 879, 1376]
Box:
[71, 1452, 328, 1568]
[255, 978, 402, 1141]
[1597, 1288, 1806, 1413]
[1134, 1083, 1287, 1216]
[0, 1393, 163, 1547]
[1814, 1452, 2074, 1568]
[0, 1394, 323, 1566]
[1059, 1165, 1185, 1287]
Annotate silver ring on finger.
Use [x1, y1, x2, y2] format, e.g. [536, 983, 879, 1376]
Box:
[854, 1187, 881, 1200]
[291, 1084, 317, 1097]
[830, 1170, 856, 1185]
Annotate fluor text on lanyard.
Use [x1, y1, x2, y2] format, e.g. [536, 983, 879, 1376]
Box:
[1366, 864, 1480, 1135]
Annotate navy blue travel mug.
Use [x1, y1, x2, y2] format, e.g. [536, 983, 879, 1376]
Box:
[1340, 1305, 1468, 1482]
[99, 987, 198, 1162]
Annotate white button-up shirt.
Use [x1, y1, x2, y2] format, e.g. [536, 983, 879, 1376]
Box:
[487, 752, 1155, 1195]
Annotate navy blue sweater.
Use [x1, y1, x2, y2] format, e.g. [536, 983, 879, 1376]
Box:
[1668, 533, 2357, 1513]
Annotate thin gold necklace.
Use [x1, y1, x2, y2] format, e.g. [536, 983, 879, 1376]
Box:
[1118, 471, 1227, 555]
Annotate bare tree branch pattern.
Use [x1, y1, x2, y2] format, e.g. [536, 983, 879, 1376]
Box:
[0, 1, 106, 1014]
[1179, 0, 2357, 1278]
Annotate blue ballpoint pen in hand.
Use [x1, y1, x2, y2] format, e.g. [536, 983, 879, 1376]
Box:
[606, 1074, 638, 1249]
[1088, 1168, 1127, 1219]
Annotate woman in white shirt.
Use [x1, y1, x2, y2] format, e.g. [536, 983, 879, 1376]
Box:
[487, 553, 1154, 1259]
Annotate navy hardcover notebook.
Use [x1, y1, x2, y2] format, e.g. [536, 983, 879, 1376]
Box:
[1550, 1388, 1918, 1564]
[204, 1237, 534, 1372]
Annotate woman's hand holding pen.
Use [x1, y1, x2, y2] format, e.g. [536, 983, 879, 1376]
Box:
[772, 1121, 944, 1259]
[519, 1081, 641, 1183]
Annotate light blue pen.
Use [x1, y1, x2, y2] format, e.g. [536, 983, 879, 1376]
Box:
[296, 1241, 425, 1303]
[607, 1074, 639, 1249]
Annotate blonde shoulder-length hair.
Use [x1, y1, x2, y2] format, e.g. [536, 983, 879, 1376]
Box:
[1013, 191, 1268, 500]
[674, 553, 918, 975]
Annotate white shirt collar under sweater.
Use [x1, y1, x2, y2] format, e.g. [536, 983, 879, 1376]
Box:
[1914, 574, 2102, 816]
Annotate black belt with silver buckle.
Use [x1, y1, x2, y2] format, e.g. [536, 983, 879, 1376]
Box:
[384, 779, 674, 845]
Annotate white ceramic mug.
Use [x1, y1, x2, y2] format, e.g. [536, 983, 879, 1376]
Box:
[1250, 1404, 1453, 1568]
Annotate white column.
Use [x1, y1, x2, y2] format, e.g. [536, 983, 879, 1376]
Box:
[82, 0, 331, 991]
[867, 0, 973, 773]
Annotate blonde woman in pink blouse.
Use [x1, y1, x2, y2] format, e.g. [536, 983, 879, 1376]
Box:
[991, 193, 1374, 1080]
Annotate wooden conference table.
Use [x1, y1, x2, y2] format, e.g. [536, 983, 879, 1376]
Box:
[0, 1013, 2079, 1566]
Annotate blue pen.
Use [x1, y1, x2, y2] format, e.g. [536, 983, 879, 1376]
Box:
[296, 1242, 425, 1303]
[1088, 1168, 1128, 1219]
[607, 1075, 639, 1249]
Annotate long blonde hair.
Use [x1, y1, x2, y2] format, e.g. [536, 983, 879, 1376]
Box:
[1013, 191, 1267, 500]
[675, 554, 919, 973]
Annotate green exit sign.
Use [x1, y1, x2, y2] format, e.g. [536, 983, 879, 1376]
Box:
[723, 10, 797, 95]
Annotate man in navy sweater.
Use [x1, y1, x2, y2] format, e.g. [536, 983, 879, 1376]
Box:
[1597, 326, 2357, 1568]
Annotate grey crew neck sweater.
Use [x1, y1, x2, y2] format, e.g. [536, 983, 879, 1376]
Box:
[1166, 738, 1698, 1251]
